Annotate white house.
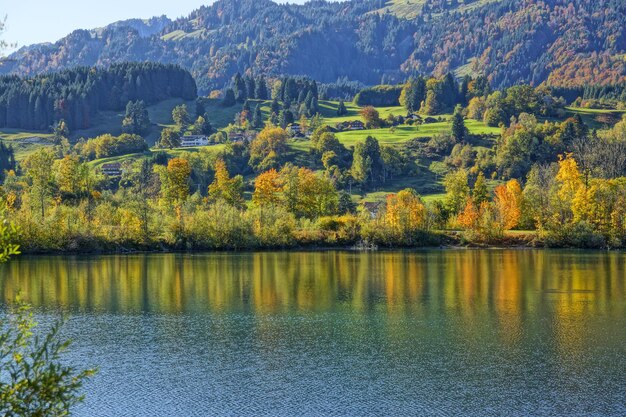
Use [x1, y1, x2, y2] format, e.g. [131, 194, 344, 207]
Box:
[180, 135, 209, 147]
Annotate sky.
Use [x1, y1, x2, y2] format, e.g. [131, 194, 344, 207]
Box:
[2, 0, 216, 51]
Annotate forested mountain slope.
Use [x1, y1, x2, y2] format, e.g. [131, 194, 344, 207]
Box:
[2, 0, 625, 93]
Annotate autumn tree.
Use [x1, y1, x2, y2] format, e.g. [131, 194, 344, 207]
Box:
[472, 171, 489, 205]
[385, 188, 430, 244]
[360, 106, 382, 129]
[22, 148, 55, 218]
[53, 119, 70, 145]
[494, 179, 522, 230]
[157, 158, 191, 216]
[555, 153, 583, 222]
[467, 97, 486, 121]
[249, 126, 289, 171]
[252, 169, 282, 207]
[208, 159, 245, 209]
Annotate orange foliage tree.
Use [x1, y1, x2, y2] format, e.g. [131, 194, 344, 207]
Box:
[494, 179, 522, 230]
[253, 169, 283, 207]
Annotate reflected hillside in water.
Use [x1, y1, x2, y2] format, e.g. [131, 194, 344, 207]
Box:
[1, 251, 623, 319]
[1, 250, 625, 415]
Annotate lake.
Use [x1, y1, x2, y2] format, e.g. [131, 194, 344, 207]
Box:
[1, 250, 624, 416]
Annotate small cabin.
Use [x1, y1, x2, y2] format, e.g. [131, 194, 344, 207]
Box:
[228, 132, 245, 143]
[287, 123, 301, 134]
[362, 201, 383, 218]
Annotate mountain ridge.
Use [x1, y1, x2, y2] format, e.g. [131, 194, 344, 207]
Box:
[2, 0, 625, 93]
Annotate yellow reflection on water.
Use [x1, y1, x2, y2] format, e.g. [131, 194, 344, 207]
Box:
[1, 251, 623, 324]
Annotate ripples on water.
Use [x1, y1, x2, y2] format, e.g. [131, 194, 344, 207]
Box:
[1, 250, 625, 416]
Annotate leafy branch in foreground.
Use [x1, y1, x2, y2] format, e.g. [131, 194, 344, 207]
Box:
[0, 211, 96, 416]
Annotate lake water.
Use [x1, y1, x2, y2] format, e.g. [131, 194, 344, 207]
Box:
[1, 250, 625, 416]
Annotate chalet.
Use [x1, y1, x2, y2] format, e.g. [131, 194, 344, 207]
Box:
[336, 120, 365, 131]
[180, 135, 209, 147]
[348, 120, 365, 130]
[228, 132, 245, 143]
[101, 163, 122, 177]
[287, 123, 301, 135]
[362, 201, 383, 218]
[336, 121, 350, 131]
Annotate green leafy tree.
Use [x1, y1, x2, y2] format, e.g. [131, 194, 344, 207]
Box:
[400, 77, 426, 113]
[122, 100, 150, 135]
[172, 104, 191, 129]
[53, 119, 69, 145]
[351, 136, 382, 187]
[158, 128, 180, 149]
[472, 171, 489, 205]
[444, 168, 470, 215]
[22, 148, 55, 218]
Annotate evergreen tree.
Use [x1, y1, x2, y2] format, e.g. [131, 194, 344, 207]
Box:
[252, 105, 263, 129]
[233, 73, 247, 103]
[337, 100, 348, 116]
[255, 77, 268, 100]
[279, 109, 294, 128]
[451, 105, 467, 142]
[222, 89, 236, 107]
[270, 99, 280, 115]
[400, 77, 427, 113]
[245, 77, 256, 100]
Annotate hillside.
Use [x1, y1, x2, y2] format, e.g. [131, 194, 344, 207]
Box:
[2, 0, 626, 93]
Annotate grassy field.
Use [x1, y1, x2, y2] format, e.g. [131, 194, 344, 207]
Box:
[564, 106, 626, 129]
[372, 0, 502, 20]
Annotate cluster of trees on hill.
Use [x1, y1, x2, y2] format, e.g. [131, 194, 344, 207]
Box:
[0, 63, 197, 131]
[0, 142, 16, 182]
[4, 0, 626, 92]
[5, 117, 626, 251]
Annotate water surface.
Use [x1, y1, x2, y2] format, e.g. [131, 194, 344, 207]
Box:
[1, 250, 624, 415]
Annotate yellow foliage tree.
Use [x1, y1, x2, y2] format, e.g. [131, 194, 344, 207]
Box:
[208, 159, 245, 209]
[494, 179, 522, 230]
[385, 188, 429, 235]
[252, 169, 282, 207]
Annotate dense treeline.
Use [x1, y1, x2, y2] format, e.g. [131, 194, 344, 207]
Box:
[4, 0, 626, 92]
[0, 63, 197, 131]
